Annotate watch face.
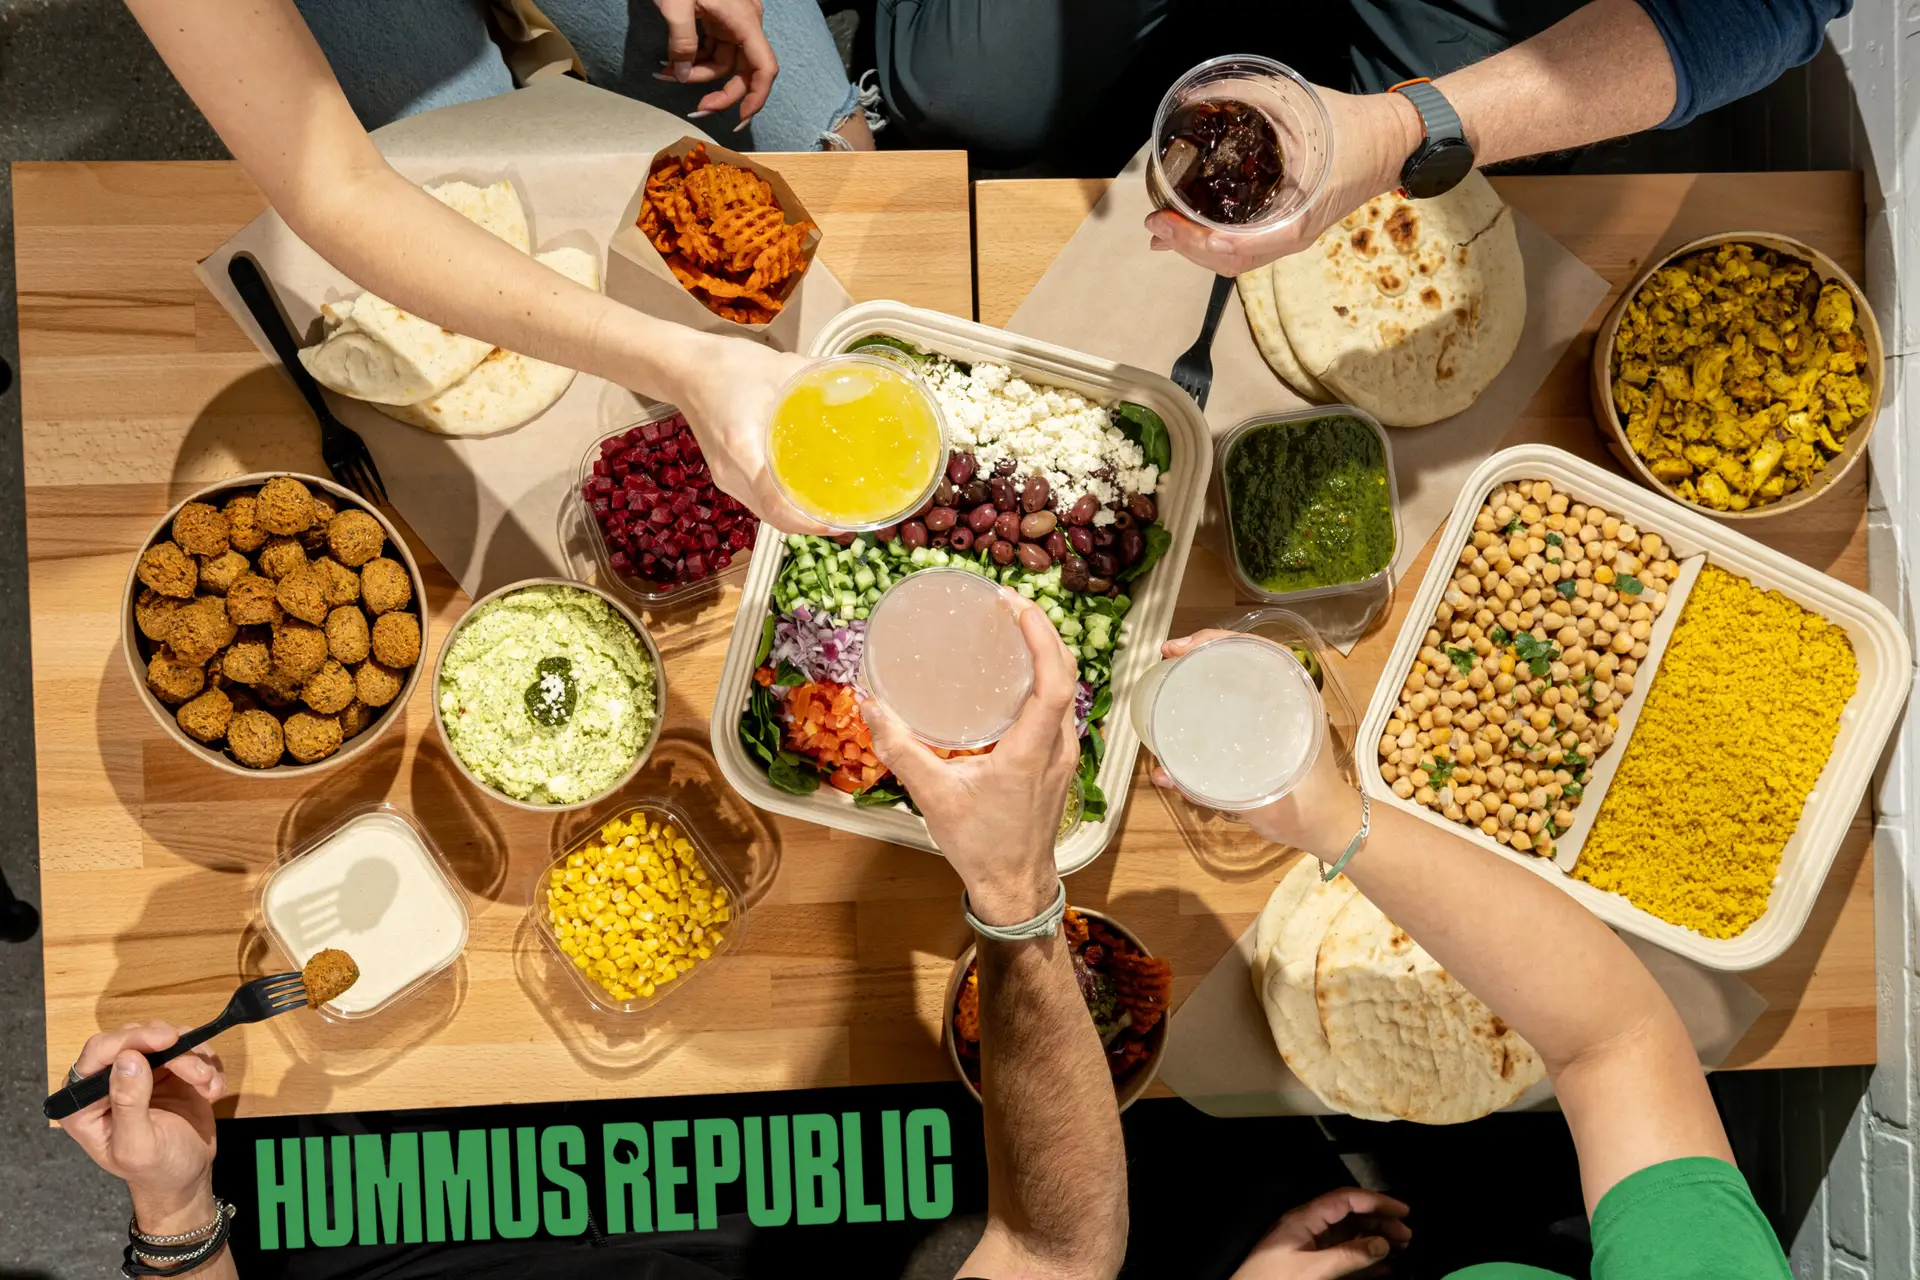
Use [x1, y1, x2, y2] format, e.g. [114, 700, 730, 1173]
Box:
[1403, 139, 1476, 201]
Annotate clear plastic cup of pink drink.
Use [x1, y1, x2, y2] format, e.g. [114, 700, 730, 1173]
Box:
[860, 568, 1034, 750]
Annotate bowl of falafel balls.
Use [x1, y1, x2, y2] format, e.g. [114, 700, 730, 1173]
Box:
[123, 473, 429, 775]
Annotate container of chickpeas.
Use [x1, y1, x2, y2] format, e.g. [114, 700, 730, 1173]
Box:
[531, 799, 745, 1014]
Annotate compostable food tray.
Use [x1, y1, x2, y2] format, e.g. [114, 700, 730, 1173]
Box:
[1357, 445, 1910, 971]
[711, 301, 1212, 874]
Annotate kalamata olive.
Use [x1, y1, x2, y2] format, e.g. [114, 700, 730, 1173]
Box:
[948, 526, 975, 552]
[1060, 554, 1090, 592]
[1017, 542, 1052, 572]
[1067, 526, 1094, 556]
[901, 521, 930, 550]
[1087, 575, 1114, 595]
[934, 477, 957, 507]
[1093, 525, 1118, 550]
[931, 532, 950, 550]
[924, 506, 959, 533]
[988, 476, 1018, 509]
[1093, 465, 1115, 480]
[947, 452, 976, 486]
[961, 478, 990, 507]
[1112, 509, 1136, 531]
[874, 524, 899, 544]
[1044, 530, 1069, 560]
[1020, 510, 1057, 539]
[1020, 475, 1050, 513]
[1120, 528, 1145, 565]
[966, 504, 999, 535]
[1128, 494, 1157, 522]
[1066, 494, 1101, 526]
[1090, 550, 1119, 579]
[994, 457, 1018, 477]
[993, 511, 1023, 544]
[833, 532, 859, 546]
[989, 538, 1017, 566]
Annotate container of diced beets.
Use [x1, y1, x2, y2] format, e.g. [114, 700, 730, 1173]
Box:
[578, 406, 760, 606]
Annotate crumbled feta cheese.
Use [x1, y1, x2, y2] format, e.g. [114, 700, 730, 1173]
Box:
[922, 358, 1160, 512]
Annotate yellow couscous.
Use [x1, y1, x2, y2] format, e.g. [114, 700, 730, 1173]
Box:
[545, 812, 730, 1004]
[1572, 566, 1857, 937]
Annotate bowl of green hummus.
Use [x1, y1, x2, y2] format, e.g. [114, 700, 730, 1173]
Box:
[432, 579, 663, 810]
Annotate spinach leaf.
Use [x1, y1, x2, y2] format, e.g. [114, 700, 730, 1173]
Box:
[773, 659, 808, 688]
[1118, 524, 1172, 584]
[738, 685, 784, 768]
[768, 751, 822, 795]
[1115, 403, 1173, 472]
[855, 779, 911, 808]
[1076, 736, 1108, 822]
[843, 334, 926, 364]
[1089, 684, 1113, 723]
[754, 615, 777, 667]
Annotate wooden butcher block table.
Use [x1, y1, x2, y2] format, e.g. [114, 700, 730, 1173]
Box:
[18, 160, 1869, 1121]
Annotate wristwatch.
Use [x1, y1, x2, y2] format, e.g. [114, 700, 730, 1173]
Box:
[1389, 78, 1475, 200]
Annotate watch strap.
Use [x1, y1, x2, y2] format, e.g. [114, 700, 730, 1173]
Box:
[1389, 78, 1464, 148]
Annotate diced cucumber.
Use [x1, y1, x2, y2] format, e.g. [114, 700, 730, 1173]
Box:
[1016, 581, 1035, 600]
[1058, 617, 1084, 640]
[929, 548, 950, 566]
[1046, 604, 1067, 625]
[910, 547, 930, 566]
[854, 567, 875, 590]
[796, 552, 816, 572]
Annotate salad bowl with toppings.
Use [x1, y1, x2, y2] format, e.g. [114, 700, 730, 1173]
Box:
[711, 303, 1210, 872]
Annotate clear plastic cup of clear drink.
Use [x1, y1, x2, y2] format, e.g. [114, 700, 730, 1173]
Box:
[1129, 634, 1326, 811]
[860, 568, 1033, 750]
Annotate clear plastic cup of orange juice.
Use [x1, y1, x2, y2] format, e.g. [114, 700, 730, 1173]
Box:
[766, 355, 948, 532]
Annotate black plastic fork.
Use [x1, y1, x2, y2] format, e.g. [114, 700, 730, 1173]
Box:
[227, 253, 389, 505]
[1169, 273, 1236, 410]
[43, 972, 308, 1120]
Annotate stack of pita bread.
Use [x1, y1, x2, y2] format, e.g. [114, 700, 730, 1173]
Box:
[1237, 170, 1525, 429]
[1252, 857, 1544, 1123]
[297, 180, 601, 437]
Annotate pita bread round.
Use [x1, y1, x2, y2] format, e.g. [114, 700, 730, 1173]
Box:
[296, 293, 494, 406]
[1272, 170, 1524, 428]
[425, 180, 531, 253]
[1256, 861, 1393, 1121]
[1313, 892, 1543, 1124]
[375, 246, 601, 436]
[1237, 264, 1330, 403]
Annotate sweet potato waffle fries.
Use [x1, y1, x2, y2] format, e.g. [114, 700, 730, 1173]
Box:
[953, 909, 1171, 1084]
[640, 144, 816, 324]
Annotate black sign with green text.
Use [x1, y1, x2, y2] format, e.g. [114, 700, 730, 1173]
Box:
[210, 1082, 989, 1278]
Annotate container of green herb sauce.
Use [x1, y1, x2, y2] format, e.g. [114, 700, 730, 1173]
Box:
[1219, 409, 1400, 608]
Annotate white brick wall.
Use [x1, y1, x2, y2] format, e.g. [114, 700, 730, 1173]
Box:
[1797, 4, 1920, 1277]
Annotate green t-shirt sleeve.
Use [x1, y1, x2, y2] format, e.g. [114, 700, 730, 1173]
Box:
[1590, 1156, 1790, 1279]
[1445, 1157, 1789, 1280]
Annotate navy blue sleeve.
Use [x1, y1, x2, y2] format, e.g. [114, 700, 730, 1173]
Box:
[1635, 0, 1852, 128]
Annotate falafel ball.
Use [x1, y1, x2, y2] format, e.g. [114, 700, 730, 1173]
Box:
[137, 541, 198, 599]
[257, 477, 316, 535]
[255, 668, 303, 709]
[339, 699, 376, 739]
[271, 619, 329, 682]
[326, 510, 386, 568]
[221, 634, 272, 684]
[134, 588, 188, 642]
[227, 709, 285, 769]
[256, 537, 308, 581]
[370, 612, 421, 668]
[223, 493, 267, 554]
[175, 687, 234, 744]
[171, 502, 230, 558]
[146, 650, 206, 705]
[300, 492, 338, 551]
[360, 557, 412, 615]
[324, 605, 370, 664]
[311, 557, 361, 608]
[275, 567, 330, 625]
[301, 660, 356, 715]
[198, 549, 250, 595]
[353, 659, 405, 708]
[225, 574, 282, 626]
[164, 598, 237, 665]
[284, 711, 344, 764]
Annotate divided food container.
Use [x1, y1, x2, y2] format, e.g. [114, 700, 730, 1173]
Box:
[710, 301, 1213, 874]
[1357, 444, 1910, 971]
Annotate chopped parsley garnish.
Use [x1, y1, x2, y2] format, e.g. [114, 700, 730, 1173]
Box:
[1513, 632, 1559, 676]
[1504, 517, 1524, 536]
[1423, 758, 1456, 786]
[1489, 624, 1511, 647]
[1545, 532, 1563, 547]
[1556, 579, 1577, 599]
[1445, 646, 1477, 675]
[1617, 574, 1644, 595]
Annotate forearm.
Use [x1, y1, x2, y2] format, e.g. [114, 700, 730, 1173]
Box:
[967, 929, 1128, 1280]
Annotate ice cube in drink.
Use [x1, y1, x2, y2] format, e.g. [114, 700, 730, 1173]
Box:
[862, 568, 1032, 749]
[1131, 635, 1323, 810]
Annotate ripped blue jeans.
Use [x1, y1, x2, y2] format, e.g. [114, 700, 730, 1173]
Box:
[293, 0, 868, 151]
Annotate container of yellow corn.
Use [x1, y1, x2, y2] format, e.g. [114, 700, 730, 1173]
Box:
[531, 799, 745, 1014]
